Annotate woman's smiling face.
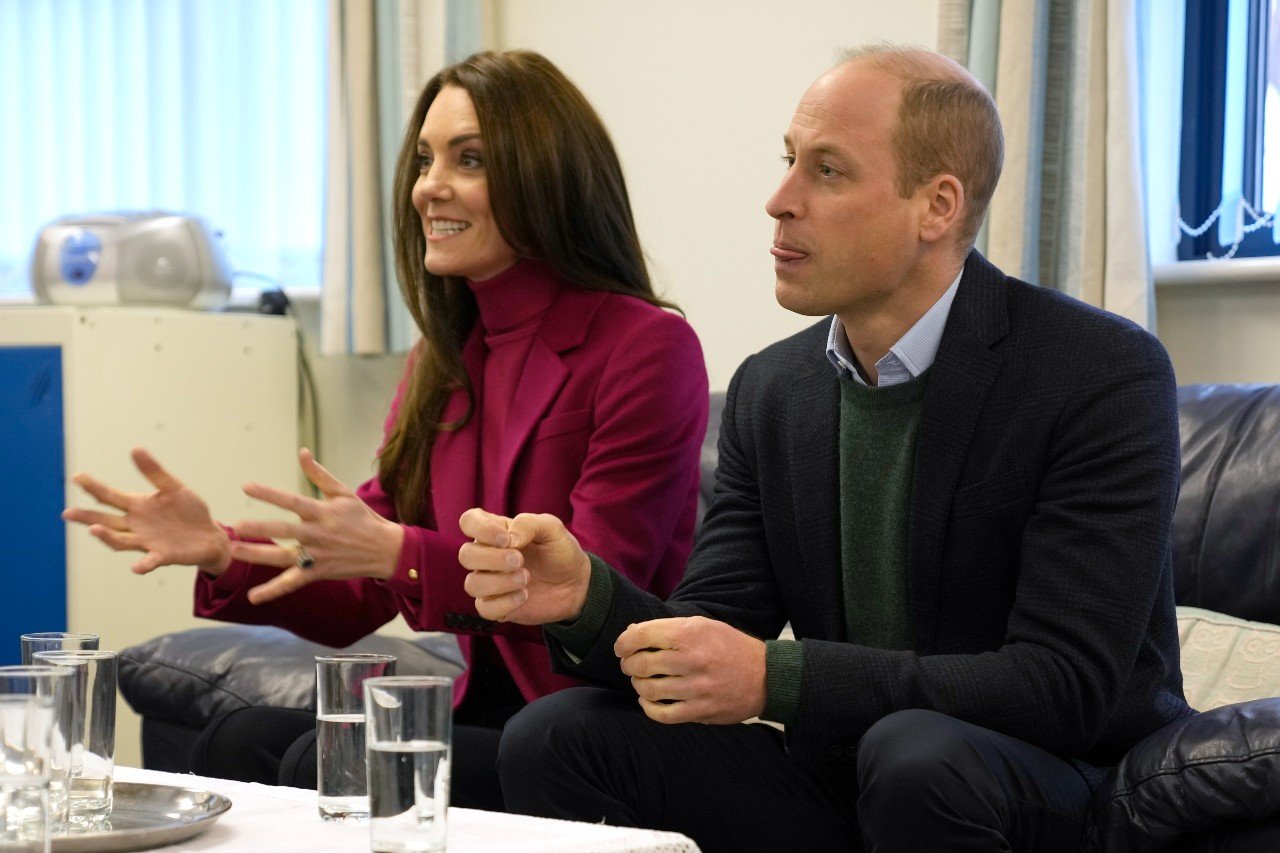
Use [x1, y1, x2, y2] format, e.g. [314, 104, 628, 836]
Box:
[411, 85, 518, 281]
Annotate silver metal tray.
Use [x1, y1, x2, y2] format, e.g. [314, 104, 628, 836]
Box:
[53, 782, 232, 852]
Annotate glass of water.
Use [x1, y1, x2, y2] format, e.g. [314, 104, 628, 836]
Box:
[364, 676, 453, 853]
[30, 650, 116, 824]
[0, 694, 55, 852]
[19, 633, 99, 666]
[0, 666, 75, 831]
[315, 653, 397, 821]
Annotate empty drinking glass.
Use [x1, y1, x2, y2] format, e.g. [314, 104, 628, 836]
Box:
[0, 666, 75, 829]
[0, 694, 54, 852]
[19, 633, 99, 667]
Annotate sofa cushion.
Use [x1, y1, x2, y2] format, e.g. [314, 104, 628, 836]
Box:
[119, 625, 465, 732]
[1174, 385, 1280, 625]
[1087, 699, 1280, 851]
[1178, 606, 1280, 710]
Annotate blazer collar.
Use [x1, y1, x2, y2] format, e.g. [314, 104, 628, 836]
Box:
[431, 283, 611, 526]
[532, 285, 609, 355]
[492, 286, 608, 508]
[907, 250, 1009, 650]
[788, 347, 846, 641]
[430, 328, 486, 537]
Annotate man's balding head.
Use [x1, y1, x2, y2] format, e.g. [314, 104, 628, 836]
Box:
[835, 45, 1004, 247]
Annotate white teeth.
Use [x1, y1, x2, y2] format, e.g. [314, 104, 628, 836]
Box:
[431, 220, 470, 234]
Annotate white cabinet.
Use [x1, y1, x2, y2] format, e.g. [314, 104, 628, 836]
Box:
[0, 306, 298, 765]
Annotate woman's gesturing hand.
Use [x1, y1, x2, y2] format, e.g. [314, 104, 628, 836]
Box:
[234, 448, 405, 605]
[62, 448, 232, 576]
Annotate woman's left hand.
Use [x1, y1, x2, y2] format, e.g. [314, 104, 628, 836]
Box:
[229, 448, 406, 605]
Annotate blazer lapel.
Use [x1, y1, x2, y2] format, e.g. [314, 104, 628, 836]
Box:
[430, 327, 484, 537]
[493, 288, 605, 511]
[908, 251, 1008, 650]
[494, 341, 569, 510]
[788, 353, 845, 642]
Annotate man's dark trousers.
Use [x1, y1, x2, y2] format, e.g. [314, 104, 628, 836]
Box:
[499, 687, 1098, 853]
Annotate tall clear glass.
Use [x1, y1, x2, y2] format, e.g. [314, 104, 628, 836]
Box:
[30, 650, 116, 824]
[0, 667, 75, 830]
[0, 694, 54, 852]
[364, 676, 453, 853]
[19, 633, 99, 666]
[314, 653, 397, 821]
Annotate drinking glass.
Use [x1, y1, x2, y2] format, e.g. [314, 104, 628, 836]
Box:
[0, 666, 75, 830]
[30, 650, 116, 823]
[19, 633, 99, 666]
[0, 694, 54, 852]
[315, 653, 397, 821]
[364, 676, 453, 853]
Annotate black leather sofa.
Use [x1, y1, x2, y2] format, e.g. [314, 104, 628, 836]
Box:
[1085, 384, 1280, 850]
[121, 385, 1280, 848]
[120, 626, 464, 774]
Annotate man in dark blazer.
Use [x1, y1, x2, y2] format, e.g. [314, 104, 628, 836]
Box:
[458, 45, 1189, 851]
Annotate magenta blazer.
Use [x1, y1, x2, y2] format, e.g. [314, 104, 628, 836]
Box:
[194, 284, 708, 705]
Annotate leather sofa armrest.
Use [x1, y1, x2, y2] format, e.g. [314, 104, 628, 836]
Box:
[119, 625, 465, 733]
[1087, 699, 1280, 851]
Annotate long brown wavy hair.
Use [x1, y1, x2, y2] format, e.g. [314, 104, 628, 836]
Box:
[379, 50, 675, 526]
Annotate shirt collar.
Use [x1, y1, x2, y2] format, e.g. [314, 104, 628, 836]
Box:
[825, 268, 963, 387]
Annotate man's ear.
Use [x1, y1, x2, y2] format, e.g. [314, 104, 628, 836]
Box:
[918, 174, 964, 244]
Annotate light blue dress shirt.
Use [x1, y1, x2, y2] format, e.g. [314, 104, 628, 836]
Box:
[825, 270, 963, 386]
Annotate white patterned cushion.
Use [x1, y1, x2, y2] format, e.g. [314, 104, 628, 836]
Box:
[1178, 606, 1280, 711]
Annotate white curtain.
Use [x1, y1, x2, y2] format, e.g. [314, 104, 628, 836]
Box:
[938, 0, 1154, 329]
[320, 0, 493, 356]
[1138, 0, 1186, 268]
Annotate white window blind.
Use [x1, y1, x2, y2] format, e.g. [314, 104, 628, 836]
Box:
[0, 0, 325, 299]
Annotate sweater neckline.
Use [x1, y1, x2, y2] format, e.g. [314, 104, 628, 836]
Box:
[467, 259, 562, 337]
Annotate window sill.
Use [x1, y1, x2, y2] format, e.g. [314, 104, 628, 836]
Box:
[1154, 257, 1280, 287]
[0, 287, 319, 310]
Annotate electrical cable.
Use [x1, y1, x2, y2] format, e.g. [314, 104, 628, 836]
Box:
[231, 270, 322, 497]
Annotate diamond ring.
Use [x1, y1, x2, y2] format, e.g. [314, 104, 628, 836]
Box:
[295, 545, 315, 570]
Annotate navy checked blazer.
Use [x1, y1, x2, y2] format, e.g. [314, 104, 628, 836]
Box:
[552, 250, 1192, 767]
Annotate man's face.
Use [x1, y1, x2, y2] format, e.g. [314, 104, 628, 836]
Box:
[766, 62, 929, 318]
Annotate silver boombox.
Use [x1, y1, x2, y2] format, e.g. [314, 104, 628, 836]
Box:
[31, 212, 233, 309]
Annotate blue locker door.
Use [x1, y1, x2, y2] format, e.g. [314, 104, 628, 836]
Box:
[0, 346, 67, 663]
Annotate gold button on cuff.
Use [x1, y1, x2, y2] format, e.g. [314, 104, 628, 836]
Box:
[408, 569, 419, 580]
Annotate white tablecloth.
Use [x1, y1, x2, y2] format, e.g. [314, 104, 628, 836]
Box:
[113, 767, 699, 853]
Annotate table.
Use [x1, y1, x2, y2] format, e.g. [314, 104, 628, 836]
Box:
[113, 767, 699, 852]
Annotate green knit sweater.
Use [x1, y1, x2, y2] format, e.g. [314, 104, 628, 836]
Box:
[762, 370, 928, 726]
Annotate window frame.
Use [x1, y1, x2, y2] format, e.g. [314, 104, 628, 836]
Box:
[1177, 0, 1277, 261]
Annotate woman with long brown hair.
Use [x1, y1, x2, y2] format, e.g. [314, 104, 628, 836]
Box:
[64, 50, 708, 809]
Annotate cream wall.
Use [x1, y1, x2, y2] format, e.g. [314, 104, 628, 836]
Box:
[1157, 283, 1280, 385]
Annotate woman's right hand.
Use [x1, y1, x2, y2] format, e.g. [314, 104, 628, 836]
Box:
[62, 448, 232, 576]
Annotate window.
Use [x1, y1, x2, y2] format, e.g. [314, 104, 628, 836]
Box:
[1177, 0, 1279, 261]
[0, 0, 326, 300]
